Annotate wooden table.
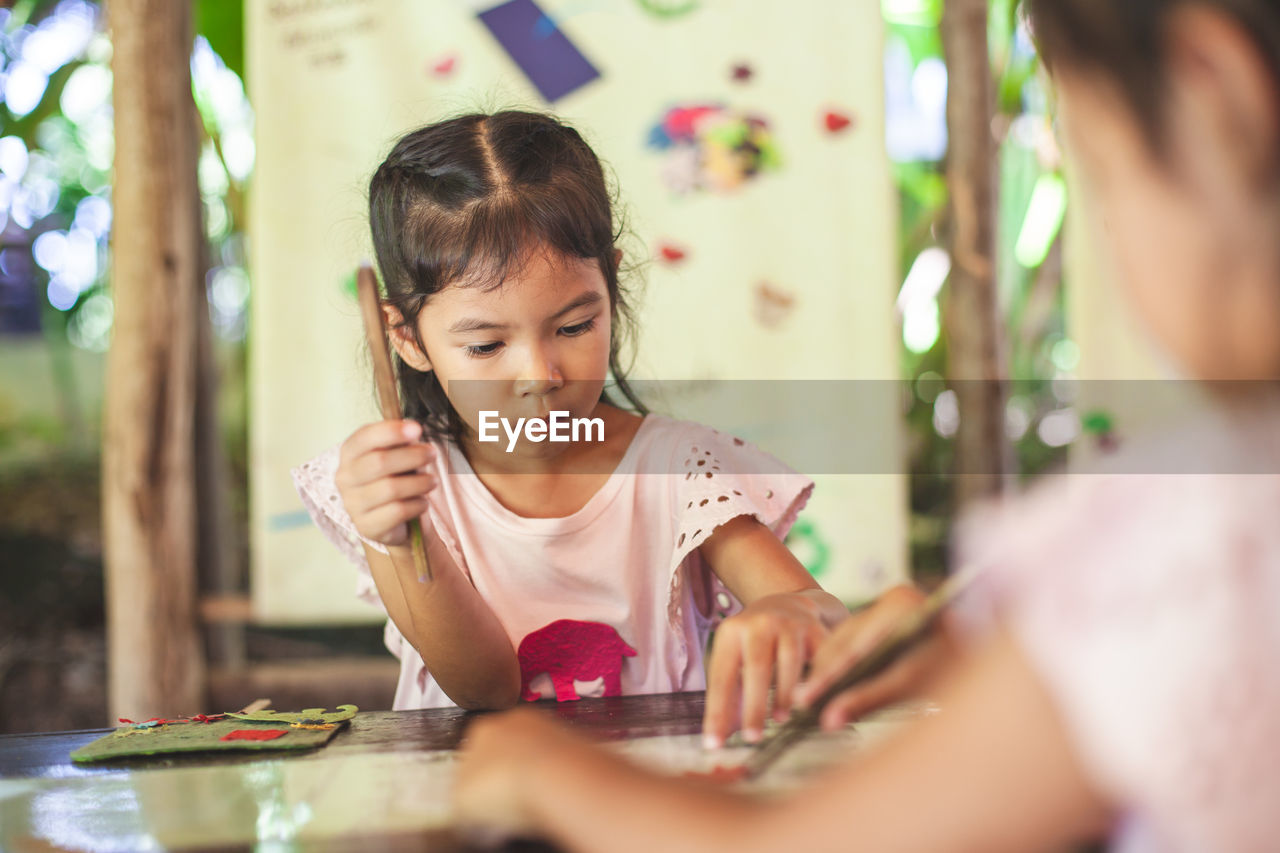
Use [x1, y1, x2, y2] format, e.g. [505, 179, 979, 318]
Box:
[0, 692, 907, 852]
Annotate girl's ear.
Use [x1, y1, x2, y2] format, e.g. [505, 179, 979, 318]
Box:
[1166, 5, 1280, 189]
[383, 305, 432, 372]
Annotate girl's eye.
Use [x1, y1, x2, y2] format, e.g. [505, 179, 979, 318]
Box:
[464, 342, 503, 358]
[559, 318, 596, 337]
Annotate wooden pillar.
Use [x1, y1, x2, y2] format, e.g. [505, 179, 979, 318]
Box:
[941, 0, 1010, 504]
[103, 0, 207, 720]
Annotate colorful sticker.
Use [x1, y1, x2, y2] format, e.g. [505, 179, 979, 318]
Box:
[647, 104, 782, 194]
[785, 518, 831, 578]
[753, 281, 795, 329]
[221, 729, 288, 742]
[822, 108, 856, 135]
[635, 0, 698, 19]
[477, 0, 601, 102]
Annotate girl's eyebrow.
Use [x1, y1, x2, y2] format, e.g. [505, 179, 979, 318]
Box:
[448, 317, 508, 334]
[550, 291, 603, 320]
[446, 291, 603, 335]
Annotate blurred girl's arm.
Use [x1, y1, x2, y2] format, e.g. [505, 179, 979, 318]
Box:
[456, 630, 1112, 853]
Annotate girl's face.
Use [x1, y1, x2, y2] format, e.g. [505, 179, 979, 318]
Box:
[1056, 58, 1280, 380]
[397, 246, 613, 457]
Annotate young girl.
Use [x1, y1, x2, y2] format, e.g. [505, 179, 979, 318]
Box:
[452, 2, 1280, 850]
[292, 111, 846, 735]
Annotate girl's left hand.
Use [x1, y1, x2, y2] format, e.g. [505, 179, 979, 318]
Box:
[453, 709, 586, 838]
[702, 592, 829, 748]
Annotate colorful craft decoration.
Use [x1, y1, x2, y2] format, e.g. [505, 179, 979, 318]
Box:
[70, 705, 359, 764]
[476, 0, 601, 102]
[518, 619, 637, 702]
[785, 518, 832, 579]
[226, 704, 359, 730]
[823, 109, 855, 135]
[647, 104, 782, 194]
[635, 0, 698, 19]
[753, 281, 795, 329]
[656, 242, 688, 264]
[221, 729, 288, 742]
[430, 54, 457, 77]
[1082, 409, 1120, 452]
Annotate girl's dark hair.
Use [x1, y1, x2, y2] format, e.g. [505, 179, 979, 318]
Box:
[368, 110, 647, 443]
[1024, 0, 1280, 148]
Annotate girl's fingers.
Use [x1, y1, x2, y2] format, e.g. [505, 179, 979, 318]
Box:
[738, 630, 775, 743]
[772, 630, 804, 722]
[352, 442, 436, 484]
[701, 629, 744, 749]
[797, 590, 922, 705]
[346, 473, 436, 516]
[794, 627, 867, 707]
[356, 497, 429, 545]
[340, 419, 423, 462]
[816, 657, 917, 730]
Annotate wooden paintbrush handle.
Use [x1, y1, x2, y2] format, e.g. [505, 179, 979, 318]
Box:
[355, 264, 433, 582]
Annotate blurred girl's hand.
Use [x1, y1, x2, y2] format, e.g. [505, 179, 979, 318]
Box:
[793, 584, 957, 730]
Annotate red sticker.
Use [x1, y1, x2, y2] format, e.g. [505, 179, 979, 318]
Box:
[731, 63, 753, 82]
[221, 729, 288, 742]
[823, 110, 854, 134]
[431, 54, 457, 77]
[658, 243, 687, 264]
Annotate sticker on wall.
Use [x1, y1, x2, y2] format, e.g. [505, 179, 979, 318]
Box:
[477, 0, 601, 102]
[655, 241, 689, 265]
[785, 517, 831, 578]
[430, 53, 458, 77]
[822, 108, 856, 135]
[730, 62, 753, 83]
[635, 0, 699, 19]
[753, 281, 795, 329]
[647, 104, 782, 194]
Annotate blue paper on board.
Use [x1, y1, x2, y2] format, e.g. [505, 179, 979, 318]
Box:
[478, 0, 601, 102]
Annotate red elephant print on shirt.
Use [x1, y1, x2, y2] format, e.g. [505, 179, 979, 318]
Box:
[517, 619, 638, 702]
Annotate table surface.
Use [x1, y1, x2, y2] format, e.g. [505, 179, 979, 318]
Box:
[0, 692, 918, 852]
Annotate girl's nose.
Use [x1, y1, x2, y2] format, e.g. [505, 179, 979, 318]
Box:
[514, 346, 564, 397]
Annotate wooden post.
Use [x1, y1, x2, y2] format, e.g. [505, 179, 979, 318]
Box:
[941, 0, 1010, 504]
[103, 0, 207, 720]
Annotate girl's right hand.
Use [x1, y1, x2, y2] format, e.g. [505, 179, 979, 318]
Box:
[335, 419, 437, 547]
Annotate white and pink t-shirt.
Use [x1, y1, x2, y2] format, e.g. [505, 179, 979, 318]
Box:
[292, 414, 813, 710]
[954, 404, 1280, 852]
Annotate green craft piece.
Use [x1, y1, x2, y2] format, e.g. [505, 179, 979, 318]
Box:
[1081, 410, 1115, 435]
[786, 518, 831, 578]
[70, 717, 349, 764]
[635, 0, 698, 18]
[225, 704, 358, 725]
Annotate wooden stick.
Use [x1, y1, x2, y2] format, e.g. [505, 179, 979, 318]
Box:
[741, 571, 973, 780]
[356, 263, 433, 582]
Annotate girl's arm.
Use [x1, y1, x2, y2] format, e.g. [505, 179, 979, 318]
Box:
[338, 419, 520, 710]
[455, 630, 1113, 853]
[698, 515, 848, 745]
[363, 537, 520, 710]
